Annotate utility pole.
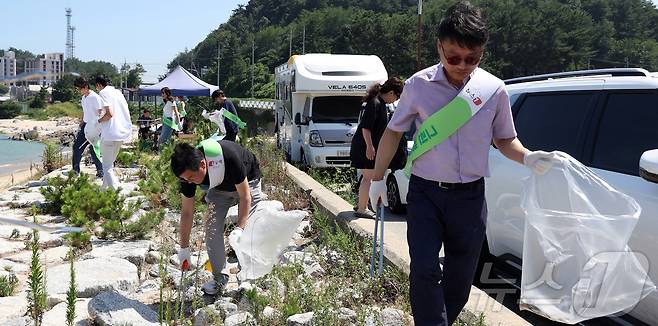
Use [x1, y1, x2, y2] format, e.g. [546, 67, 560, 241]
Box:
[251, 41, 255, 98]
[416, 0, 423, 71]
[217, 42, 221, 86]
[302, 25, 306, 54]
[289, 27, 293, 58]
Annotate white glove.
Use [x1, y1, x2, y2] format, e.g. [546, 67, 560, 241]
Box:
[369, 179, 388, 207]
[524, 150, 556, 175]
[178, 247, 191, 271]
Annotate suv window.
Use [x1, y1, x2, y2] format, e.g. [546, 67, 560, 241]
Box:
[591, 92, 658, 175]
[514, 92, 598, 158]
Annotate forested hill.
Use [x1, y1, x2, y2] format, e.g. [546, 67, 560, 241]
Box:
[168, 0, 658, 98]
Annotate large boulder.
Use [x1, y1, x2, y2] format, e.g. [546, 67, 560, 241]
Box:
[88, 291, 159, 326]
[287, 312, 314, 326]
[224, 312, 255, 326]
[46, 257, 138, 303]
[42, 299, 91, 326]
[0, 296, 28, 323]
[81, 240, 152, 267]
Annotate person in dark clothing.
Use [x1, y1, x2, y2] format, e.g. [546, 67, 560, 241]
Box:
[211, 89, 240, 142]
[350, 77, 404, 218]
[138, 109, 153, 141]
[171, 140, 263, 295]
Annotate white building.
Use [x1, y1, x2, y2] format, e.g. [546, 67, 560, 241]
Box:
[0, 51, 17, 81]
[24, 53, 64, 86]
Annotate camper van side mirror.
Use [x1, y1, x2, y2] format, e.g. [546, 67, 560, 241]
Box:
[294, 113, 302, 125]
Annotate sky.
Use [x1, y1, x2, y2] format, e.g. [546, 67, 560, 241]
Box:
[2, 0, 248, 83]
[3, 0, 658, 83]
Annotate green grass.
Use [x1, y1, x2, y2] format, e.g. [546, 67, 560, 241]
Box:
[24, 102, 82, 120]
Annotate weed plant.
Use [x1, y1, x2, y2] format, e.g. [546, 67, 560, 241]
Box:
[0, 274, 18, 297]
[26, 227, 47, 326]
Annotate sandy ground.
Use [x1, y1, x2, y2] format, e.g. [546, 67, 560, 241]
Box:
[0, 166, 38, 190]
[0, 116, 79, 139]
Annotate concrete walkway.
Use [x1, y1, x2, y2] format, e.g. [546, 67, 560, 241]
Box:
[286, 163, 530, 326]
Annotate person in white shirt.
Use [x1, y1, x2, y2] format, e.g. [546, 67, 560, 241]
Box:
[94, 74, 133, 190]
[72, 77, 103, 177]
[157, 87, 180, 148]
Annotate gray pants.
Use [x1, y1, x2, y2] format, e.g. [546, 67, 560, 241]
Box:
[204, 179, 265, 279]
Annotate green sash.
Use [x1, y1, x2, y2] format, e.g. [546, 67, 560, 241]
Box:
[223, 109, 246, 129]
[403, 68, 503, 176]
[163, 116, 181, 131]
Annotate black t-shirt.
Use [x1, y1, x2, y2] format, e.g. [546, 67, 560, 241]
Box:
[356, 96, 388, 149]
[179, 140, 261, 198]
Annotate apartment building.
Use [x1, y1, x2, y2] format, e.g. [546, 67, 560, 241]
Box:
[0, 51, 17, 81]
[25, 53, 64, 86]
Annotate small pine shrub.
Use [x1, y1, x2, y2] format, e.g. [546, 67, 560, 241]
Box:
[65, 247, 77, 326]
[0, 274, 18, 297]
[27, 228, 47, 325]
[41, 142, 64, 173]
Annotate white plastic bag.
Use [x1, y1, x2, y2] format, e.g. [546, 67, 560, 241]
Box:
[229, 201, 307, 281]
[84, 119, 102, 144]
[520, 151, 655, 324]
[202, 109, 226, 140]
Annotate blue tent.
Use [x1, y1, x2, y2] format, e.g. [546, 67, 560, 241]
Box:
[138, 66, 219, 97]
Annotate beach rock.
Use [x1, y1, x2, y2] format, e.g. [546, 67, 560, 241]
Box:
[0, 296, 28, 323]
[6, 246, 68, 265]
[224, 312, 255, 326]
[81, 240, 152, 267]
[0, 239, 24, 256]
[262, 306, 282, 320]
[287, 312, 314, 326]
[0, 190, 44, 207]
[46, 257, 138, 302]
[194, 306, 224, 326]
[304, 261, 325, 277]
[145, 250, 160, 264]
[0, 259, 28, 273]
[364, 308, 410, 326]
[338, 307, 357, 322]
[88, 291, 159, 326]
[0, 316, 31, 326]
[42, 299, 91, 326]
[215, 301, 238, 316]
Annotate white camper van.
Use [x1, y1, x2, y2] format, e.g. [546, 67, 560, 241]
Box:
[275, 54, 388, 168]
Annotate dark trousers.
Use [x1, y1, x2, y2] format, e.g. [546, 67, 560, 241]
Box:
[72, 123, 102, 175]
[406, 174, 487, 326]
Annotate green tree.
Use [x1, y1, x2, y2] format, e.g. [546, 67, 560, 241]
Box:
[0, 101, 22, 119]
[52, 74, 80, 103]
[30, 87, 49, 109]
[127, 64, 146, 88]
[0, 84, 9, 95]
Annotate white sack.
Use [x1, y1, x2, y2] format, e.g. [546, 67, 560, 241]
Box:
[520, 151, 655, 324]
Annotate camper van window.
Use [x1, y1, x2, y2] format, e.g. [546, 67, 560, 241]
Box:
[311, 96, 361, 123]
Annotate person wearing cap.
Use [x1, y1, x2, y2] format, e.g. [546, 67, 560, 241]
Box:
[211, 90, 239, 142]
[72, 76, 103, 178]
[171, 139, 264, 295]
[368, 2, 557, 325]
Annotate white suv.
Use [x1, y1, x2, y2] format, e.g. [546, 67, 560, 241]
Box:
[385, 68, 658, 323]
[484, 68, 658, 324]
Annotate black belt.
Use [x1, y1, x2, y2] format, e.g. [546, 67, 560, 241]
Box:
[412, 175, 484, 190]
